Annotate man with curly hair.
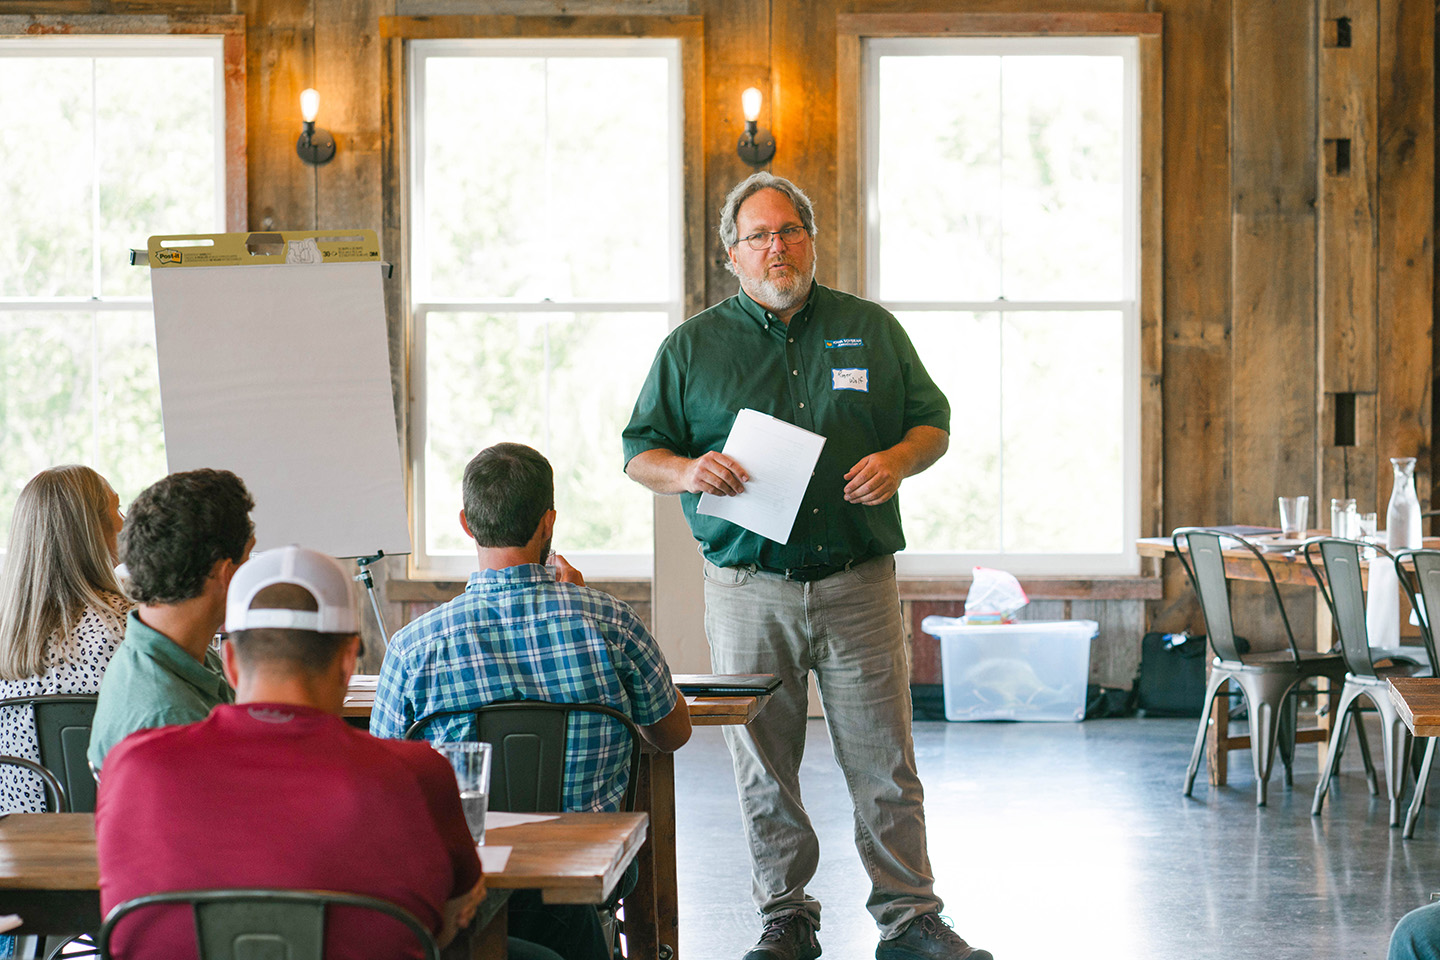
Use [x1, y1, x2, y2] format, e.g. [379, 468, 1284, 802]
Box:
[88, 468, 255, 772]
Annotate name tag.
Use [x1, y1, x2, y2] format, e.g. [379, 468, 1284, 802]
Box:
[832, 368, 869, 392]
[824, 338, 864, 349]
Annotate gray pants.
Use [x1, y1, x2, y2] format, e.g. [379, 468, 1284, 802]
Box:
[703, 555, 941, 937]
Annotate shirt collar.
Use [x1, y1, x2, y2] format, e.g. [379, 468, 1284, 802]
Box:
[126, 609, 231, 700]
[736, 283, 816, 331]
[465, 563, 555, 592]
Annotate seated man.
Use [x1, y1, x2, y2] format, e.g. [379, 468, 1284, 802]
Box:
[96, 545, 487, 960]
[372, 442, 692, 956]
[87, 468, 254, 772]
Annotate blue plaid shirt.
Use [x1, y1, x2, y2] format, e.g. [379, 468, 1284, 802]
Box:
[371, 564, 679, 813]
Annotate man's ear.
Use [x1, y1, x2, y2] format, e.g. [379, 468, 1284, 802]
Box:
[220, 638, 241, 688]
[538, 509, 557, 544]
[337, 634, 361, 682]
[459, 509, 475, 541]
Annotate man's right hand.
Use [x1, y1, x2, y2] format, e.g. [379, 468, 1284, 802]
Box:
[682, 451, 749, 496]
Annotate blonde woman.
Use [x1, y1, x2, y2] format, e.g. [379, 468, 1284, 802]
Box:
[0, 465, 131, 812]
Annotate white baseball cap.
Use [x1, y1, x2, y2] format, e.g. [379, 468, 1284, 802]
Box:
[225, 545, 358, 634]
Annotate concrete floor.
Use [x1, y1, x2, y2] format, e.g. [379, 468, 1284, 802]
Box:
[673, 716, 1440, 960]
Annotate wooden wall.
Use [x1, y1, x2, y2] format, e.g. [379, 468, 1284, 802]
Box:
[7, 0, 1433, 687]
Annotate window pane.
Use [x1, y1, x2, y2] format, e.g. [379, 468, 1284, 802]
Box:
[0, 59, 94, 297]
[0, 310, 164, 544]
[96, 56, 219, 297]
[424, 311, 665, 556]
[422, 54, 672, 302]
[896, 312, 1001, 551]
[1000, 57, 1124, 301]
[875, 56, 1001, 301]
[1001, 311, 1125, 553]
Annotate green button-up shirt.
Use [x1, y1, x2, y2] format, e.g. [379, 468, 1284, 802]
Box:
[88, 610, 235, 771]
[623, 282, 950, 570]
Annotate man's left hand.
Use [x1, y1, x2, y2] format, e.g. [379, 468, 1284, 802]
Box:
[843, 450, 906, 505]
[553, 553, 586, 586]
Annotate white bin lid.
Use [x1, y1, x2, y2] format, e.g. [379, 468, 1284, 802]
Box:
[920, 617, 1099, 640]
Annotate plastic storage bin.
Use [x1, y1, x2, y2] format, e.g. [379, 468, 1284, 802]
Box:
[920, 617, 1098, 722]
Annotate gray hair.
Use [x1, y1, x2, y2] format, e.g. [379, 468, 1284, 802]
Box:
[718, 172, 818, 252]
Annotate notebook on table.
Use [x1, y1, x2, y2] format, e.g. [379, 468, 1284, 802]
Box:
[675, 674, 782, 697]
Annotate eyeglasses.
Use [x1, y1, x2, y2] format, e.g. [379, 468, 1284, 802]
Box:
[737, 225, 808, 250]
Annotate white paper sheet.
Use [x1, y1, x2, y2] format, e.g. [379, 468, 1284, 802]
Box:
[483, 811, 559, 828]
[697, 409, 825, 544]
[478, 846, 512, 871]
[348, 675, 380, 690]
[0, 915, 21, 934]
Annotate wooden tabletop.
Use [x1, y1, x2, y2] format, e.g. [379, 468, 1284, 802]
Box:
[484, 812, 646, 904]
[0, 811, 646, 905]
[1389, 678, 1440, 737]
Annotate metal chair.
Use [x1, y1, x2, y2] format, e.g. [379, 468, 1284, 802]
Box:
[0, 755, 65, 811]
[1393, 548, 1440, 836]
[97, 888, 440, 959]
[0, 694, 99, 812]
[1307, 538, 1434, 825]
[406, 700, 643, 814]
[1174, 528, 1349, 805]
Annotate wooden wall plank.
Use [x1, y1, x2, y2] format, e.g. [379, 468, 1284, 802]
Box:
[245, 0, 316, 231]
[1375, 0, 1434, 507]
[772, 0, 837, 288]
[1318, 0, 1378, 398]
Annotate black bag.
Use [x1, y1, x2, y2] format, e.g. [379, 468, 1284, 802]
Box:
[1135, 632, 1218, 717]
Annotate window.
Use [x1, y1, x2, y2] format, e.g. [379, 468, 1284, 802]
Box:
[0, 32, 233, 545]
[862, 35, 1145, 576]
[408, 38, 684, 579]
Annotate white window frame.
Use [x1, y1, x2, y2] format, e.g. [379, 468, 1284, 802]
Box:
[864, 36, 1142, 577]
[407, 37, 685, 580]
[0, 34, 227, 494]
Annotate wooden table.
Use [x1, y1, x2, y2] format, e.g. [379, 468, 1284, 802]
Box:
[341, 679, 770, 960]
[1389, 677, 1440, 837]
[0, 811, 645, 957]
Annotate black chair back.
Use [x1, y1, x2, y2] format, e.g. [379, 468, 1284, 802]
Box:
[0, 755, 66, 811]
[0, 694, 98, 812]
[407, 700, 643, 812]
[1173, 528, 1299, 664]
[98, 888, 440, 960]
[1303, 537, 1392, 678]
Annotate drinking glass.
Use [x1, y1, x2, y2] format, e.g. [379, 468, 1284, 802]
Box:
[435, 742, 493, 844]
[1331, 498, 1357, 539]
[1278, 496, 1309, 539]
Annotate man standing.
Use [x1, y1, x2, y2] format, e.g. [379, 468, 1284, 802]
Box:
[95, 546, 495, 959]
[623, 173, 988, 960]
[88, 468, 254, 772]
[372, 441, 691, 959]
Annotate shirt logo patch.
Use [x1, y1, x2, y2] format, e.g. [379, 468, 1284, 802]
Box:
[824, 338, 864, 349]
[832, 368, 869, 392]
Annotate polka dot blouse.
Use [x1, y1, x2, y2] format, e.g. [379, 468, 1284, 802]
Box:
[0, 592, 132, 812]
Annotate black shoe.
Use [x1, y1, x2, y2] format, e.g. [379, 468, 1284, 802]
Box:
[742, 912, 822, 960]
[875, 914, 992, 960]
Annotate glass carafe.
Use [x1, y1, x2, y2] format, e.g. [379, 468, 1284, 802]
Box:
[1386, 457, 1423, 550]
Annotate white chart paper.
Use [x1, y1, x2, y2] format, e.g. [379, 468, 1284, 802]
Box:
[697, 408, 825, 544]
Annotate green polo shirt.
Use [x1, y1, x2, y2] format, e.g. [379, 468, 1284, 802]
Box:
[623, 282, 950, 570]
[88, 610, 235, 772]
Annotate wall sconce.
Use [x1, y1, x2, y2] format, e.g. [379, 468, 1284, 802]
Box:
[737, 86, 775, 166]
[296, 88, 336, 165]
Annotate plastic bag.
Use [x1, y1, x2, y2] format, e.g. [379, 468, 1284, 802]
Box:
[963, 567, 1029, 623]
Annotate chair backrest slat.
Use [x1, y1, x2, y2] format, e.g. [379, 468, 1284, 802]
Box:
[407, 700, 643, 813]
[1173, 528, 1300, 664]
[1303, 538, 1382, 677]
[1393, 549, 1440, 674]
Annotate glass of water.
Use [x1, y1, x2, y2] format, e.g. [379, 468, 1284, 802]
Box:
[435, 742, 493, 844]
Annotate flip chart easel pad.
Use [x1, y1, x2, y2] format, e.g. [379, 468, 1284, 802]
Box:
[150, 260, 410, 559]
[697, 408, 825, 544]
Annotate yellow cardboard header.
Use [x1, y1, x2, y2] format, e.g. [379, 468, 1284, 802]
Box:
[146, 230, 380, 268]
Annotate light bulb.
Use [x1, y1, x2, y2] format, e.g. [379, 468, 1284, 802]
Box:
[741, 87, 762, 123]
[300, 88, 321, 124]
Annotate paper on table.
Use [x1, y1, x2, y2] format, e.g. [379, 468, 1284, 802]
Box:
[697, 409, 825, 544]
[478, 846, 512, 872]
[348, 675, 379, 689]
[484, 811, 559, 829]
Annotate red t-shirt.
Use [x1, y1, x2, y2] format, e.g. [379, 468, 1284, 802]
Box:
[95, 703, 481, 960]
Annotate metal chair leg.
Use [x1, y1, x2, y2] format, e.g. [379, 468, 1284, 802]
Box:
[1404, 738, 1437, 838]
[1315, 683, 1363, 815]
[1184, 669, 1230, 797]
